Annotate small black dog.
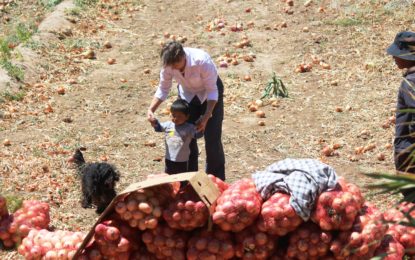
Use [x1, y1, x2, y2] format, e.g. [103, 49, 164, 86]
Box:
[69, 149, 120, 214]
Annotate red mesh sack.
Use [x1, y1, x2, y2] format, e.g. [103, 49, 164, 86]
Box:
[330, 203, 387, 260]
[163, 185, 209, 231]
[212, 178, 262, 232]
[141, 222, 188, 260]
[235, 225, 277, 259]
[0, 200, 50, 248]
[257, 192, 303, 236]
[286, 222, 332, 260]
[311, 187, 363, 231]
[187, 227, 235, 260]
[374, 234, 405, 260]
[384, 201, 415, 255]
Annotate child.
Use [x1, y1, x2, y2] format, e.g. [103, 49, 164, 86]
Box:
[387, 31, 415, 198]
[151, 99, 203, 174]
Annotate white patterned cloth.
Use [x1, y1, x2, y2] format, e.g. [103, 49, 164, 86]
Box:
[252, 158, 338, 221]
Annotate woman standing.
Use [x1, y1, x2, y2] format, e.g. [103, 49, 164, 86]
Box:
[147, 41, 225, 180]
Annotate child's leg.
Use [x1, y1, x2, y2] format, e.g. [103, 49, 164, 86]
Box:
[165, 159, 189, 174]
[187, 139, 199, 172]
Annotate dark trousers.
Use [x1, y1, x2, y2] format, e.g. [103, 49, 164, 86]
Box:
[395, 152, 415, 174]
[395, 152, 415, 200]
[165, 159, 188, 175]
[185, 77, 225, 180]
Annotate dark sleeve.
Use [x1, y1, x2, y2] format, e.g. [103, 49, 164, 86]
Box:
[399, 78, 415, 133]
[401, 78, 415, 108]
[153, 120, 164, 132]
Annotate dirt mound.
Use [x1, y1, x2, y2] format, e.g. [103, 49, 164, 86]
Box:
[37, 0, 76, 39]
[1, 0, 77, 87]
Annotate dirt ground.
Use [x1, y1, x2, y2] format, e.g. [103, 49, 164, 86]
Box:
[1, 0, 415, 258]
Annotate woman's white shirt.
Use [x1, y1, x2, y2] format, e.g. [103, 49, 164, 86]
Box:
[155, 47, 219, 103]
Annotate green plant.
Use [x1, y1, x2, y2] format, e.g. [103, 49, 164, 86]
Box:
[0, 38, 11, 59]
[15, 23, 34, 43]
[2, 90, 26, 101]
[366, 171, 415, 200]
[261, 72, 288, 99]
[3, 23, 36, 50]
[63, 39, 100, 50]
[0, 60, 24, 81]
[74, 0, 98, 7]
[365, 172, 415, 258]
[39, 0, 63, 8]
[5, 195, 23, 213]
[64, 39, 86, 49]
[66, 7, 82, 16]
[24, 39, 42, 50]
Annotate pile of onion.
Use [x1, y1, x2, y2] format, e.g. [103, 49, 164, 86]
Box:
[383, 201, 415, 255]
[212, 178, 262, 232]
[257, 192, 303, 236]
[271, 251, 335, 260]
[0, 200, 50, 247]
[141, 222, 189, 259]
[187, 227, 235, 260]
[311, 187, 363, 231]
[337, 177, 365, 206]
[330, 203, 387, 259]
[235, 225, 277, 259]
[79, 219, 140, 260]
[374, 234, 405, 260]
[163, 185, 209, 230]
[286, 222, 332, 259]
[114, 189, 163, 230]
[129, 248, 157, 259]
[208, 174, 229, 193]
[114, 174, 179, 230]
[18, 229, 85, 259]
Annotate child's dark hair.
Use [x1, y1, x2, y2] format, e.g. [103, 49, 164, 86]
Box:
[170, 99, 190, 115]
[160, 41, 185, 66]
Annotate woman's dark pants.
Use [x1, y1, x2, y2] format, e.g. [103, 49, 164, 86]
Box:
[186, 77, 225, 180]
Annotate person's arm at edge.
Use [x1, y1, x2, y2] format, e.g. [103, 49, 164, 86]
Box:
[147, 68, 172, 123]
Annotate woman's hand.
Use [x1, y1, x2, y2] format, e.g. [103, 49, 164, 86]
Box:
[147, 109, 156, 124]
[147, 97, 163, 124]
[196, 114, 210, 132]
[196, 100, 216, 132]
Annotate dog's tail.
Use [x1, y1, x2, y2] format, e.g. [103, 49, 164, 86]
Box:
[68, 149, 86, 167]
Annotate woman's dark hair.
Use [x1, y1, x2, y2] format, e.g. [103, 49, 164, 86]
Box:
[160, 41, 185, 66]
[170, 99, 190, 116]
